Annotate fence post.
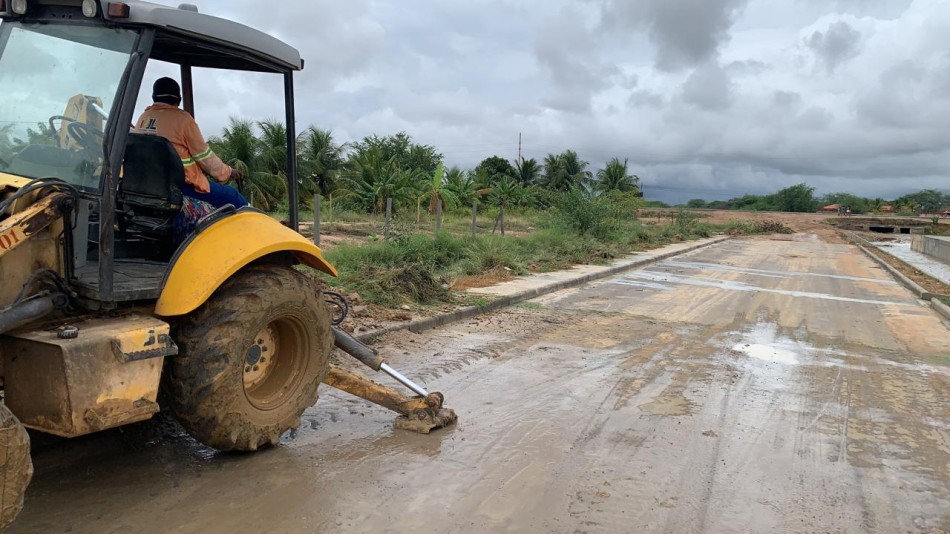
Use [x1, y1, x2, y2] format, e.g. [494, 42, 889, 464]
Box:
[435, 199, 443, 233]
[313, 193, 321, 246]
[500, 204, 505, 236]
[385, 197, 392, 238]
[471, 201, 477, 237]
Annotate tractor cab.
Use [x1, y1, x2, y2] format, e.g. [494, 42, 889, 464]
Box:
[0, 0, 310, 306]
[0, 4, 454, 530]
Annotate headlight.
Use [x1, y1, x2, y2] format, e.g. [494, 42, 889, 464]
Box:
[11, 0, 27, 15]
[81, 0, 97, 17]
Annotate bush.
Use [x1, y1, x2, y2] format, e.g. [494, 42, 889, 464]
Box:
[545, 189, 640, 241]
[720, 219, 793, 235]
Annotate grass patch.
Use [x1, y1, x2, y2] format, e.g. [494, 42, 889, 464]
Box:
[310, 194, 790, 307]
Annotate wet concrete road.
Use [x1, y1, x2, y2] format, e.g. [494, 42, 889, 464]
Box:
[12, 235, 950, 533]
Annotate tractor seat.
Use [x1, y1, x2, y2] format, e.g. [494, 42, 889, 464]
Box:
[118, 133, 185, 236]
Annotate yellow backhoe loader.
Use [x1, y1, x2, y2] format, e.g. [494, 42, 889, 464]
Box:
[0, 1, 455, 529]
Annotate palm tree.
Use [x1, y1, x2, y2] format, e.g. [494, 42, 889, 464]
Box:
[560, 150, 593, 190]
[515, 157, 541, 186]
[444, 167, 485, 208]
[416, 163, 461, 231]
[595, 157, 639, 193]
[420, 163, 460, 213]
[338, 146, 415, 213]
[210, 118, 285, 210]
[299, 127, 347, 198]
[540, 151, 591, 191]
[541, 153, 564, 190]
[490, 176, 524, 235]
[256, 119, 288, 180]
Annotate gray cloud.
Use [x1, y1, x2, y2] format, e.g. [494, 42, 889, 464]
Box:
[794, 106, 835, 129]
[599, 0, 749, 71]
[854, 60, 930, 128]
[533, 6, 618, 113]
[806, 21, 862, 72]
[681, 63, 734, 111]
[725, 59, 769, 76]
[772, 90, 802, 109]
[116, 0, 950, 204]
[629, 89, 665, 109]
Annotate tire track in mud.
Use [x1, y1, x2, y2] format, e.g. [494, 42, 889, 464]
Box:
[11, 236, 950, 534]
[277, 307, 655, 532]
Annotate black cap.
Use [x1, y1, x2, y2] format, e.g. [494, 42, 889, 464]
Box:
[152, 77, 181, 105]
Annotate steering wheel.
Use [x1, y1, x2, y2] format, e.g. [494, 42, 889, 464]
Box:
[48, 115, 103, 150]
[66, 121, 103, 148]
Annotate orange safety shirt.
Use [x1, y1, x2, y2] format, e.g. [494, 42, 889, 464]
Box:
[134, 103, 231, 193]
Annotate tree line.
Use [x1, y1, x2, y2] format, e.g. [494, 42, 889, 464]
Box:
[676, 184, 950, 215]
[208, 119, 641, 214]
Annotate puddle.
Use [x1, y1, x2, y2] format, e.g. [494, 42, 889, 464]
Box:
[721, 321, 949, 376]
[735, 343, 799, 365]
[729, 322, 810, 366]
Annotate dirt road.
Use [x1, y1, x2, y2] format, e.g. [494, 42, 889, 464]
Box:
[13, 234, 950, 533]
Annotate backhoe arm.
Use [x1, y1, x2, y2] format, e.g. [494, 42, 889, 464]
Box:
[325, 326, 457, 433]
[0, 192, 73, 259]
[323, 365, 457, 433]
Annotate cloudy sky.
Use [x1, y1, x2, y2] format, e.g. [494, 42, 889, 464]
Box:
[148, 0, 949, 203]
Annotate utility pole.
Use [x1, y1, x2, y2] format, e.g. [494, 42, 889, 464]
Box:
[518, 132, 522, 162]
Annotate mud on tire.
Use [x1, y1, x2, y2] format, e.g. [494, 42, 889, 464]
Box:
[165, 265, 332, 451]
[0, 403, 32, 530]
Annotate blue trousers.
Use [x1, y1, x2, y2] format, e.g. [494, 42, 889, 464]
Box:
[181, 181, 249, 209]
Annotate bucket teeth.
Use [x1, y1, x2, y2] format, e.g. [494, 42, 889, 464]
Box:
[394, 407, 458, 434]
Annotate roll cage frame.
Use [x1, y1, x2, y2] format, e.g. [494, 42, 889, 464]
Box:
[0, 1, 303, 304]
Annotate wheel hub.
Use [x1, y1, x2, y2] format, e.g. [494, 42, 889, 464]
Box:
[243, 324, 279, 392]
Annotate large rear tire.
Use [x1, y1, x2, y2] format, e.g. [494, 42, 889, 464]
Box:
[165, 264, 332, 451]
[0, 403, 32, 530]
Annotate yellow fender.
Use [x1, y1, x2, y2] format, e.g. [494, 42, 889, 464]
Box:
[155, 211, 337, 317]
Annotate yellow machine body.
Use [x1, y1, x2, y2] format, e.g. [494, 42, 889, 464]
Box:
[155, 210, 337, 317]
[2, 314, 175, 437]
[0, 173, 66, 310]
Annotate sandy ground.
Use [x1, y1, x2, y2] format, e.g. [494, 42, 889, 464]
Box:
[11, 232, 950, 533]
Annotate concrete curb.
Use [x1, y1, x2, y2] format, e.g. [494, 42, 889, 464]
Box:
[854, 244, 940, 300]
[843, 230, 950, 321]
[354, 236, 730, 342]
[931, 297, 950, 322]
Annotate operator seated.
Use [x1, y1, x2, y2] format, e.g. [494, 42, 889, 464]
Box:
[134, 77, 248, 210]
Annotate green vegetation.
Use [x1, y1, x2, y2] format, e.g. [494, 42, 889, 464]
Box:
[695, 183, 820, 213]
[317, 192, 787, 306]
[681, 185, 950, 215]
[206, 122, 646, 219]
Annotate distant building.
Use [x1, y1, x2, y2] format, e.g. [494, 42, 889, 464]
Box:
[880, 205, 894, 213]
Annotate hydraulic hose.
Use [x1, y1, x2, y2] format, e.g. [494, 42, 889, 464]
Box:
[0, 296, 57, 336]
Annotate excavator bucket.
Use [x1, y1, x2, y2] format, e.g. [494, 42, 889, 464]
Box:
[323, 365, 457, 434]
[325, 327, 457, 433]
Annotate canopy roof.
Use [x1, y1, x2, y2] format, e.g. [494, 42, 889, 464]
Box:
[102, 0, 302, 72]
